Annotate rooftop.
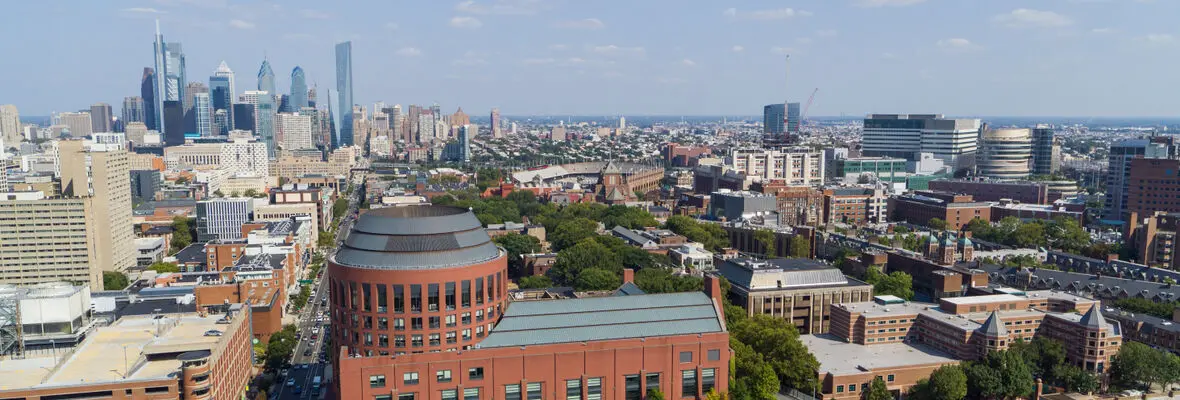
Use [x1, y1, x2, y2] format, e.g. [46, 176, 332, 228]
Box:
[718, 258, 866, 292]
[334, 205, 502, 270]
[802, 334, 958, 376]
[476, 292, 723, 348]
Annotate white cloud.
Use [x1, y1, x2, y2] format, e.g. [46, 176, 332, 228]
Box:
[592, 45, 644, 56]
[815, 29, 838, 37]
[723, 7, 812, 20]
[1138, 34, 1175, 44]
[522, 58, 556, 65]
[454, 0, 545, 16]
[681, 59, 696, 67]
[229, 19, 255, 29]
[936, 38, 979, 52]
[731, 45, 745, 53]
[396, 47, 423, 57]
[449, 16, 483, 29]
[384, 22, 400, 30]
[857, 0, 926, 7]
[553, 18, 604, 29]
[992, 9, 1073, 28]
[122, 7, 166, 14]
[300, 9, 330, 19]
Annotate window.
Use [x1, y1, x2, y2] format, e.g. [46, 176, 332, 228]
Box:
[887, 374, 895, 382]
[446, 331, 457, 344]
[707, 349, 720, 361]
[377, 284, 388, 312]
[476, 326, 485, 338]
[487, 275, 495, 302]
[428, 284, 440, 312]
[362, 283, 372, 312]
[646, 373, 661, 393]
[625, 375, 642, 400]
[836, 386, 844, 393]
[395, 335, 406, 348]
[412, 335, 423, 347]
[679, 351, 692, 363]
[403, 372, 419, 385]
[682, 370, 697, 398]
[393, 285, 405, 313]
[442, 390, 458, 400]
[365, 316, 373, 329]
[430, 333, 440, 346]
[701, 369, 715, 394]
[462, 329, 472, 340]
[527, 383, 543, 400]
[430, 316, 441, 329]
[378, 317, 388, 330]
[364, 333, 373, 346]
[412, 318, 423, 330]
[476, 277, 485, 305]
[567, 379, 583, 400]
[394, 318, 405, 330]
[376, 396, 392, 400]
[411, 284, 422, 312]
[506, 384, 522, 400]
[399, 394, 416, 400]
[370, 375, 386, 388]
[437, 369, 452, 383]
[476, 310, 484, 322]
[349, 282, 358, 310]
[462, 312, 472, 324]
[464, 388, 480, 400]
[446, 282, 456, 310]
[462, 281, 471, 307]
[379, 334, 388, 347]
[849, 384, 856, 392]
[588, 377, 602, 400]
[469, 367, 485, 380]
[446, 314, 457, 327]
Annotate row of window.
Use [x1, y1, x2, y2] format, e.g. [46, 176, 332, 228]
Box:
[351, 308, 496, 331]
[337, 274, 503, 314]
[354, 325, 494, 348]
[833, 375, 895, 394]
[374, 370, 718, 400]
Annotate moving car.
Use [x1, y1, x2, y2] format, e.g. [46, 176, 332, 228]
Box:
[286, 378, 295, 387]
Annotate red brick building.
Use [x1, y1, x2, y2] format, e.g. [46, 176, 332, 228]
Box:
[663, 143, 713, 167]
[1127, 157, 1180, 218]
[887, 191, 992, 230]
[928, 179, 1049, 204]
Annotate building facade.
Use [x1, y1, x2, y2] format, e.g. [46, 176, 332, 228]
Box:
[887, 191, 992, 230]
[718, 257, 873, 334]
[0, 192, 97, 287]
[196, 198, 255, 242]
[335, 41, 354, 149]
[861, 114, 980, 170]
[60, 140, 136, 275]
[727, 148, 824, 186]
[1104, 138, 1172, 220]
[928, 179, 1049, 205]
[977, 128, 1032, 180]
[1031, 126, 1059, 176]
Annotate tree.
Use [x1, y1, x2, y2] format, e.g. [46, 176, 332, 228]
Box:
[754, 229, 776, 258]
[863, 269, 914, 300]
[494, 234, 543, 277]
[103, 271, 129, 290]
[213, 189, 224, 197]
[170, 217, 195, 253]
[894, 225, 911, 234]
[865, 376, 892, 400]
[575, 268, 622, 290]
[646, 388, 666, 400]
[549, 218, 599, 251]
[547, 239, 622, 286]
[332, 198, 349, 221]
[600, 205, 658, 229]
[665, 215, 729, 251]
[517, 275, 553, 289]
[265, 324, 298, 370]
[925, 365, 967, 400]
[967, 350, 1034, 400]
[789, 235, 810, 258]
[1113, 297, 1176, 319]
[146, 262, 180, 273]
[729, 337, 780, 400]
[727, 312, 819, 392]
[1045, 217, 1091, 253]
[927, 218, 948, 231]
[243, 189, 259, 198]
[635, 268, 705, 294]
[704, 389, 724, 400]
[1054, 365, 1099, 394]
[230, 191, 241, 198]
[1112, 341, 1180, 392]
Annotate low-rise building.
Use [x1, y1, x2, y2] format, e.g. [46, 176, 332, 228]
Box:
[668, 244, 715, 272]
[486, 221, 547, 245]
[718, 257, 873, 334]
[928, 179, 1050, 204]
[887, 191, 992, 230]
[823, 187, 888, 225]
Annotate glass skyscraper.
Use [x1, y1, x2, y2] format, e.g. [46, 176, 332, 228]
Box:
[257, 59, 275, 95]
[290, 66, 308, 112]
[762, 104, 785, 135]
[335, 41, 354, 149]
[257, 94, 276, 158]
[140, 67, 157, 131]
[165, 43, 186, 102]
[210, 61, 235, 131]
[122, 96, 145, 126]
[193, 92, 212, 137]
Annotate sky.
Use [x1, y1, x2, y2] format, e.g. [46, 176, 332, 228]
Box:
[4, 0, 1180, 118]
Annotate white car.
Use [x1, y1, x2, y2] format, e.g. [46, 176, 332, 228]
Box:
[311, 327, 319, 334]
[286, 378, 296, 387]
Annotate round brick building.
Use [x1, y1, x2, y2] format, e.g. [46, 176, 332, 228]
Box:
[329, 205, 508, 357]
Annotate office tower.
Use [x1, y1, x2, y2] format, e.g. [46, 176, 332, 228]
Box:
[122, 96, 145, 126]
[125, 122, 148, 145]
[0, 192, 97, 286]
[1031, 125, 1060, 176]
[335, 41, 354, 149]
[162, 100, 184, 146]
[278, 94, 291, 113]
[316, 108, 333, 148]
[152, 23, 167, 132]
[213, 109, 229, 136]
[390, 104, 404, 142]
[861, 114, 981, 170]
[221, 138, 269, 176]
[451, 107, 470, 127]
[59, 139, 135, 276]
[276, 112, 313, 151]
[59, 112, 93, 137]
[787, 102, 801, 134]
[763, 104, 785, 135]
[417, 110, 435, 142]
[210, 62, 235, 128]
[256, 94, 276, 158]
[183, 82, 208, 113]
[490, 108, 502, 138]
[257, 59, 275, 97]
[1104, 138, 1174, 220]
[165, 43, 186, 102]
[193, 92, 213, 137]
[196, 198, 254, 241]
[0, 105, 19, 145]
[140, 67, 158, 130]
[90, 103, 113, 133]
[307, 86, 317, 108]
[129, 169, 161, 203]
[233, 103, 255, 132]
[458, 125, 472, 162]
[977, 128, 1032, 180]
[288, 66, 307, 111]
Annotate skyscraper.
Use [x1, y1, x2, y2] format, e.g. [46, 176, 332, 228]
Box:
[257, 94, 276, 158]
[786, 102, 801, 134]
[257, 59, 276, 97]
[290, 66, 308, 112]
[763, 104, 785, 136]
[277, 112, 313, 151]
[140, 67, 158, 131]
[59, 112, 93, 137]
[122, 97, 145, 127]
[213, 109, 229, 136]
[165, 43, 186, 102]
[1031, 125, 1060, 176]
[90, 103, 113, 133]
[233, 103, 255, 132]
[0, 105, 20, 145]
[193, 92, 213, 137]
[861, 113, 981, 171]
[490, 108, 501, 138]
[152, 22, 167, 133]
[390, 104, 404, 143]
[162, 100, 184, 146]
[183, 82, 209, 135]
[977, 128, 1032, 180]
[59, 139, 136, 277]
[210, 61, 235, 131]
[335, 41, 354, 149]
[1104, 138, 1174, 220]
[458, 124, 471, 163]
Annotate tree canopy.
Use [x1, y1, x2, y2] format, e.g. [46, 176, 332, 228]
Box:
[1111, 341, 1180, 392]
[865, 377, 892, 400]
[863, 268, 914, 300]
[549, 218, 599, 251]
[170, 217, 194, 253]
[965, 216, 1091, 252]
[664, 215, 729, 251]
[146, 262, 180, 273]
[966, 349, 1035, 400]
[729, 338, 780, 400]
[493, 234, 542, 277]
[725, 304, 820, 393]
[103, 271, 129, 291]
[547, 239, 622, 287]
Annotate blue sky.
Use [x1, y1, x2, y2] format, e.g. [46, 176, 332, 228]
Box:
[4, 0, 1179, 117]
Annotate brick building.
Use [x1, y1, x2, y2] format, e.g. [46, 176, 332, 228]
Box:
[1127, 211, 1180, 269]
[718, 257, 873, 334]
[1126, 157, 1180, 218]
[753, 181, 825, 227]
[663, 143, 712, 167]
[887, 191, 992, 230]
[823, 188, 888, 225]
[928, 179, 1049, 204]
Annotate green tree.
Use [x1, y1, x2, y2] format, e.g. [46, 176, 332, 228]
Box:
[243, 189, 259, 198]
[493, 234, 543, 277]
[967, 350, 1034, 400]
[146, 262, 180, 273]
[600, 205, 658, 229]
[1113, 297, 1176, 319]
[634, 268, 703, 294]
[506, 190, 542, 217]
[1112, 341, 1180, 392]
[332, 198, 349, 221]
[547, 239, 622, 285]
[1054, 365, 1098, 394]
[170, 216, 194, 252]
[863, 269, 914, 300]
[864, 376, 891, 400]
[664, 215, 729, 251]
[754, 229, 776, 258]
[1010, 337, 1066, 379]
[265, 324, 298, 370]
[789, 235, 810, 258]
[575, 268, 622, 290]
[927, 218, 948, 231]
[964, 218, 994, 240]
[290, 285, 311, 310]
[727, 312, 819, 392]
[646, 388, 666, 400]
[704, 389, 724, 400]
[517, 275, 553, 289]
[729, 337, 781, 400]
[213, 189, 224, 197]
[103, 271, 130, 290]
[549, 218, 599, 251]
[1045, 217, 1091, 253]
[926, 365, 967, 400]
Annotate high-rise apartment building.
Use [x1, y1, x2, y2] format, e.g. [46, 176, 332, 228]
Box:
[1104, 138, 1173, 220]
[122, 96, 145, 126]
[458, 124, 472, 162]
[59, 139, 135, 276]
[89, 103, 113, 133]
[763, 103, 785, 136]
[1031, 125, 1060, 176]
[977, 128, 1032, 180]
[861, 114, 980, 170]
[289, 66, 308, 111]
[335, 41, 354, 149]
[728, 147, 825, 186]
[125, 122, 148, 145]
[140, 67, 158, 131]
[0, 104, 20, 145]
[0, 192, 97, 287]
[59, 112, 93, 137]
[490, 107, 502, 138]
[276, 112, 314, 151]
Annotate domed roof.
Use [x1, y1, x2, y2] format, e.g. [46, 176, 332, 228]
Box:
[333, 205, 502, 270]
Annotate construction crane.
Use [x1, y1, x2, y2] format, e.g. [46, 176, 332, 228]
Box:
[801, 88, 819, 125]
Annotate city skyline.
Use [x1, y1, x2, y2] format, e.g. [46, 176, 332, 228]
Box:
[5, 1, 1180, 117]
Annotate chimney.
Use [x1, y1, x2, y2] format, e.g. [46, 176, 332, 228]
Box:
[623, 268, 635, 284]
[704, 274, 723, 304]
